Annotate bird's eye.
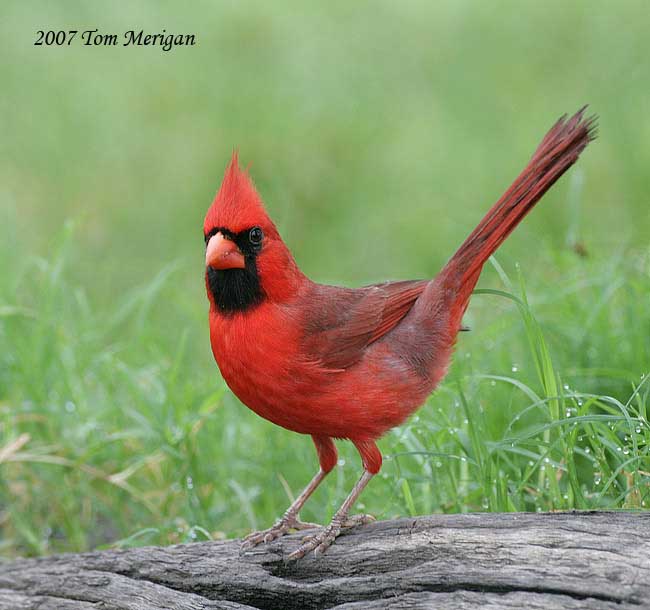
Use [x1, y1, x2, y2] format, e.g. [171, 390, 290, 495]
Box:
[249, 227, 263, 245]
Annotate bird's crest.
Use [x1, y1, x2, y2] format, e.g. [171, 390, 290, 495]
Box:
[204, 152, 277, 236]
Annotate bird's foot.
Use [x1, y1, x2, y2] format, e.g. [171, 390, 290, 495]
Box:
[287, 513, 375, 560]
[241, 515, 320, 550]
[341, 513, 375, 528]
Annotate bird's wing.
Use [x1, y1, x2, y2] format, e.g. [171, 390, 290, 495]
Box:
[302, 279, 429, 370]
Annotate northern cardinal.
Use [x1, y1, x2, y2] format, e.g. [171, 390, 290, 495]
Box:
[204, 109, 595, 559]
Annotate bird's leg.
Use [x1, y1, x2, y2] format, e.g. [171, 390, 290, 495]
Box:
[242, 468, 326, 548]
[288, 439, 381, 560]
[242, 435, 337, 549]
[288, 469, 375, 559]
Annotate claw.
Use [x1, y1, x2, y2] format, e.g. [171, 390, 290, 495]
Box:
[342, 513, 375, 528]
[288, 512, 375, 560]
[289, 522, 341, 560]
[241, 517, 320, 551]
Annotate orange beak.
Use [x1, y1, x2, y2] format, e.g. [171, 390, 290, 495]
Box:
[205, 232, 246, 270]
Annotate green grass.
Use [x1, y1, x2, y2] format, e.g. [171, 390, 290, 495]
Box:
[1, 220, 648, 556]
[1, 0, 649, 557]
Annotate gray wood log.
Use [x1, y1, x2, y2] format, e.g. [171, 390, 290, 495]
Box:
[1, 511, 648, 610]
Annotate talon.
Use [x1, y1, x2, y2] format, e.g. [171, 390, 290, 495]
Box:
[288, 521, 344, 559]
[241, 517, 321, 551]
[314, 535, 334, 555]
[292, 520, 320, 531]
[342, 513, 375, 528]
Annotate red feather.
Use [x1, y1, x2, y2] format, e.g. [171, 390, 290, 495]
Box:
[204, 109, 596, 557]
[301, 279, 428, 370]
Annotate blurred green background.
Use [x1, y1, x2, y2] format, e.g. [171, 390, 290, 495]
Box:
[1, 1, 649, 557]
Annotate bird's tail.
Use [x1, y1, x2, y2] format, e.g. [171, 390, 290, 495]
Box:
[438, 107, 596, 330]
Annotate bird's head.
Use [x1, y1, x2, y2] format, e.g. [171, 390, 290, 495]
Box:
[204, 153, 303, 313]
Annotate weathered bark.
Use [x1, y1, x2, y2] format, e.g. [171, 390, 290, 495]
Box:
[1, 511, 648, 610]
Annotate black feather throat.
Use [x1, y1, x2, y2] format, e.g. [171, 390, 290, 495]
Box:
[205, 226, 265, 313]
[207, 264, 264, 313]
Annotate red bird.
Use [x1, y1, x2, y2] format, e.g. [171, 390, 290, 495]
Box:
[204, 109, 595, 559]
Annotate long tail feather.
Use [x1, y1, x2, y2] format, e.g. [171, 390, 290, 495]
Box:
[440, 107, 597, 328]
